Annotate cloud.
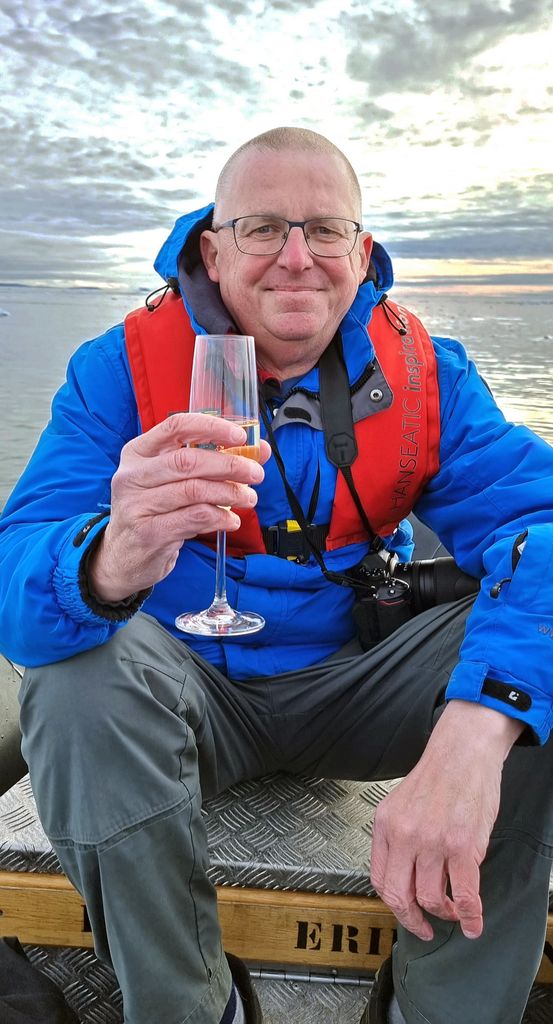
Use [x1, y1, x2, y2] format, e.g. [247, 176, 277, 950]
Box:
[517, 101, 553, 115]
[354, 102, 395, 124]
[0, 0, 551, 284]
[0, 2, 249, 257]
[456, 80, 511, 100]
[372, 174, 553, 260]
[2, 2, 254, 101]
[344, 0, 553, 96]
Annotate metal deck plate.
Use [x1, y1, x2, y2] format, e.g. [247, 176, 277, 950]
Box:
[20, 948, 553, 1023]
[0, 773, 396, 894]
[255, 976, 553, 1024]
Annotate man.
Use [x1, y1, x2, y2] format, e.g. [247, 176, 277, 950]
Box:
[1, 126, 552, 1024]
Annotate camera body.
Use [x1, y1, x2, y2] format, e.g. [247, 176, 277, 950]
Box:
[352, 555, 479, 650]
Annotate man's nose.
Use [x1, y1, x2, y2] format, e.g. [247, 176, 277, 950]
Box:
[277, 226, 314, 269]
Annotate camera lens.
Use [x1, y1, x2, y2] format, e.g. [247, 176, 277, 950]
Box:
[394, 557, 478, 614]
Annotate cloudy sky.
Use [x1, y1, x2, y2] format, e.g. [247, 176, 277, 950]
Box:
[1, 0, 552, 292]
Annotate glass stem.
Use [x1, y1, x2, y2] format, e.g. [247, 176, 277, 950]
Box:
[213, 530, 228, 605]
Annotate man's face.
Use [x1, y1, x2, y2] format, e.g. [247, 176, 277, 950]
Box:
[200, 148, 372, 377]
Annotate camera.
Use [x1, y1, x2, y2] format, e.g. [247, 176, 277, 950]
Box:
[351, 555, 479, 650]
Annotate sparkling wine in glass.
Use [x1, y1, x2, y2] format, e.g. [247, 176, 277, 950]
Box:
[175, 334, 265, 636]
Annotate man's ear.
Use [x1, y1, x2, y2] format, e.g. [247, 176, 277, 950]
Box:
[199, 230, 220, 283]
[359, 232, 373, 282]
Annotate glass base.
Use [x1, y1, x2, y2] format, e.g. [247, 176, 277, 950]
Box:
[175, 600, 265, 637]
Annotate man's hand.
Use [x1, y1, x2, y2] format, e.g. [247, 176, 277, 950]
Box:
[370, 701, 524, 941]
[87, 413, 271, 603]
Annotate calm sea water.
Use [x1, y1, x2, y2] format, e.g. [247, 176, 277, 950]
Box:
[1, 284, 552, 508]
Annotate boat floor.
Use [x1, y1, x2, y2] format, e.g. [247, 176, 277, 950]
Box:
[18, 946, 553, 1023]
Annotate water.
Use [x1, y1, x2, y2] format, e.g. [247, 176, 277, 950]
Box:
[0, 286, 140, 508]
[1, 284, 552, 508]
[398, 289, 553, 442]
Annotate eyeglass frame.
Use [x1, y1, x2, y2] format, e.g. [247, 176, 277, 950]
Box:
[213, 215, 364, 258]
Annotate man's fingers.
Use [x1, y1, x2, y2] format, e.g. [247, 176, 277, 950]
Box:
[368, 819, 388, 895]
[132, 477, 260, 516]
[259, 439, 272, 464]
[415, 855, 459, 922]
[159, 503, 243, 540]
[169, 445, 265, 484]
[116, 441, 265, 493]
[374, 839, 482, 940]
[132, 412, 248, 457]
[449, 856, 483, 939]
[370, 826, 433, 941]
[378, 862, 433, 941]
[155, 447, 264, 493]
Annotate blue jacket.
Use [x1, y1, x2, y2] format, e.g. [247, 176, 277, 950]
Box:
[2, 206, 553, 742]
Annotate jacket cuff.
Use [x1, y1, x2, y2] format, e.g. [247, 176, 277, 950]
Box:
[78, 535, 153, 622]
[52, 511, 151, 625]
[446, 660, 552, 745]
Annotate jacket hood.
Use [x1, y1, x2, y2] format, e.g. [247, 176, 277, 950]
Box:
[154, 203, 215, 283]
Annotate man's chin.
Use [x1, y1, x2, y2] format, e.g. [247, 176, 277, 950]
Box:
[266, 310, 328, 341]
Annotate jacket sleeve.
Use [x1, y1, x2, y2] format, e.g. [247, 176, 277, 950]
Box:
[415, 336, 553, 743]
[0, 324, 141, 666]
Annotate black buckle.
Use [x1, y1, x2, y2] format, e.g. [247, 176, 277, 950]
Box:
[263, 520, 329, 562]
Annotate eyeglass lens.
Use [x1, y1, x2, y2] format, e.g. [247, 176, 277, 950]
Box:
[233, 216, 359, 256]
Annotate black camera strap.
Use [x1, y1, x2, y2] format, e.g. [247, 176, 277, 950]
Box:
[319, 333, 383, 553]
[258, 332, 386, 591]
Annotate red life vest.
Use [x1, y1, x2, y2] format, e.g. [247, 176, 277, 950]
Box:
[124, 292, 440, 555]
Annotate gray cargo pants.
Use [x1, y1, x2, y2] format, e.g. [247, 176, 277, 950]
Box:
[19, 599, 553, 1024]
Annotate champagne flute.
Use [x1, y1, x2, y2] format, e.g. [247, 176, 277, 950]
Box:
[175, 334, 265, 636]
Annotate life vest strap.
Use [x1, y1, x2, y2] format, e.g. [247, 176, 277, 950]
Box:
[261, 521, 330, 562]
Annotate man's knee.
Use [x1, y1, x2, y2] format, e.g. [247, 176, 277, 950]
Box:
[19, 615, 203, 842]
[20, 614, 168, 730]
[22, 624, 127, 730]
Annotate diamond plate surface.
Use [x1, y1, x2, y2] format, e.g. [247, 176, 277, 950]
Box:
[0, 772, 398, 894]
[0, 774, 61, 872]
[24, 946, 123, 1023]
[19, 950, 553, 1024]
[2, 773, 553, 902]
[255, 977, 553, 1024]
[256, 976, 369, 1024]
[205, 775, 395, 895]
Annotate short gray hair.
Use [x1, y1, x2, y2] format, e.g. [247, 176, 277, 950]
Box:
[214, 126, 362, 221]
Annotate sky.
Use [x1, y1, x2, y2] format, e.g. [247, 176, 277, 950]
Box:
[1, 0, 552, 293]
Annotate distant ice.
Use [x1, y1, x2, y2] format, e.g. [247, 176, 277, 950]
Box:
[0, 309, 10, 317]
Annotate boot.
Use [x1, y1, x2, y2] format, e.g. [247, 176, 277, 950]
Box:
[360, 955, 394, 1023]
[226, 952, 263, 1023]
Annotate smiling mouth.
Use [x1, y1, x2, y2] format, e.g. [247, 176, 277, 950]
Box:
[268, 286, 322, 292]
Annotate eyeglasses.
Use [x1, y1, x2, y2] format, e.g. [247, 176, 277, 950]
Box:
[214, 215, 363, 257]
